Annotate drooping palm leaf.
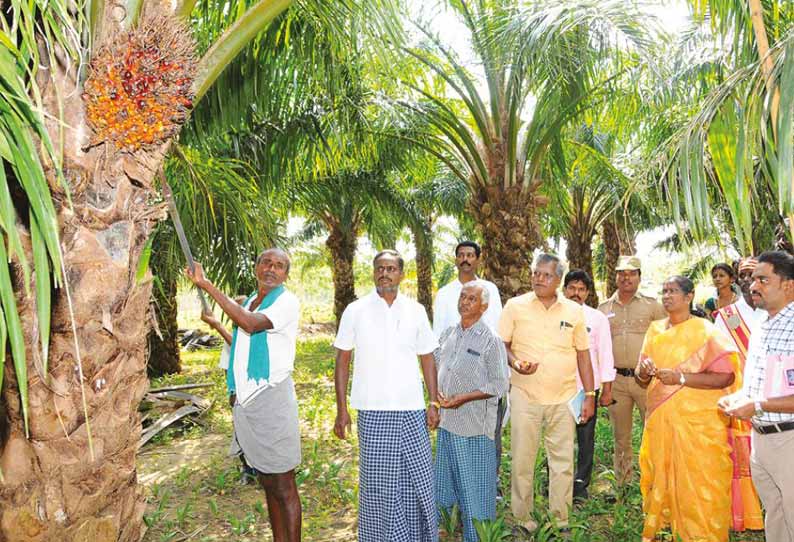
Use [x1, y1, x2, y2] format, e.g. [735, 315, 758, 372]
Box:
[0, 0, 81, 435]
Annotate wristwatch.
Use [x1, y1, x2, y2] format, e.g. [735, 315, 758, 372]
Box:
[754, 401, 764, 417]
[679, 372, 686, 386]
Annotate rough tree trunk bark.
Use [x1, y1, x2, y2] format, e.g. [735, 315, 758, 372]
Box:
[146, 228, 181, 377]
[326, 223, 357, 328]
[565, 229, 598, 308]
[412, 221, 434, 321]
[0, 25, 167, 542]
[602, 219, 636, 298]
[471, 185, 542, 304]
[146, 273, 180, 378]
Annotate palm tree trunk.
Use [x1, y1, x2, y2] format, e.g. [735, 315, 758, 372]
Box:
[748, 0, 793, 240]
[146, 229, 182, 377]
[0, 37, 165, 542]
[326, 223, 357, 328]
[602, 219, 621, 298]
[565, 229, 598, 307]
[146, 274, 181, 378]
[471, 185, 541, 304]
[602, 219, 637, 298]
[412, 221, 434, 320]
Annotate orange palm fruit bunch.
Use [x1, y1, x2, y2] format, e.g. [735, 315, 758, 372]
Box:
[83, 15, 196, 152]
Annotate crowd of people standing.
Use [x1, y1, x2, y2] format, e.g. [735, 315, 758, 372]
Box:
[185, 243, 794, 542]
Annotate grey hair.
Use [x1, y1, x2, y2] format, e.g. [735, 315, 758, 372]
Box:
[256, 247, 291, 273]
[461, 280, 490, 305]
[533, 252, 565, 278]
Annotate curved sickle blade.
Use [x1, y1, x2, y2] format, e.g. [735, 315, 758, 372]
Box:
[161, 178, 211, 313]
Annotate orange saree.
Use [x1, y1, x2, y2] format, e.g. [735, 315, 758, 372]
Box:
[639, 318, 742, 542]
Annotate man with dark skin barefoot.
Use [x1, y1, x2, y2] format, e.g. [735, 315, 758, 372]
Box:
[187, 248, 302, 542]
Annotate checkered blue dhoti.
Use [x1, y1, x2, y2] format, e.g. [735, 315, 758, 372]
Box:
[358, 410, 438, 542]
[435, 428, 497, 542]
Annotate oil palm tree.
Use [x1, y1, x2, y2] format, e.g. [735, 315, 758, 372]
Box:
[397, 0, 654, 300]
[401, 161, 468, 319]
[544, 126, 630, 306]
[291, 167, 418, 326]
[0, 0, 400, 539]
[657, 1, 794, 253]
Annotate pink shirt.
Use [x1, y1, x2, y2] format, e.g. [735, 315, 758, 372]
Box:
[577, 304, 616, 390]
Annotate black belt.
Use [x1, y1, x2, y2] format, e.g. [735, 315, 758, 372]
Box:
[615, 368, 635, 377]
[753, 420, 794, 435]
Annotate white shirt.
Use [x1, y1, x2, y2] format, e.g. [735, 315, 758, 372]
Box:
[232, 289, 300, 405]
[334, 290, 438, 410]
[433, 278, 502, 338]
[576, 304, 616, 390]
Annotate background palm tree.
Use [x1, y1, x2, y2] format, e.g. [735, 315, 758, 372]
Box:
[291, 166, 417, 326]
[396, 0, 653, 301]
[544, 125, 630, 306]
[401, 162, 468, 319]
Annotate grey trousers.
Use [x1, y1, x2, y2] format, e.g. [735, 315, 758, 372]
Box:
[751, 427, 794, 542]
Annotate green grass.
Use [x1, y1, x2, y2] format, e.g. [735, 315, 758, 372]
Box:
[140, 336, 767, 541]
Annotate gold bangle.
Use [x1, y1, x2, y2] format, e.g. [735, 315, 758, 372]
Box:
[584, 391, 597, 397]
[430, 401, 441, 409]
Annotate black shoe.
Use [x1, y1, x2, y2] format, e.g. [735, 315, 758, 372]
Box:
[573, 480, 588, 503]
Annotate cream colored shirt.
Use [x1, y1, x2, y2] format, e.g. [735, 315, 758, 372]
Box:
[598, 291, 666, 370]
[498, 293, 589, 405]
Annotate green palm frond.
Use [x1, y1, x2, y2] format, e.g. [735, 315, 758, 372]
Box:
[657, 27, 794, 252]
[0, 0, 82, 435]
[398, 0, 658, 193]
[153, 145, 284, 296]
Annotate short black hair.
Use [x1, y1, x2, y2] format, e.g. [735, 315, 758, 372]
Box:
[666, 275, 698, 315]
[563, 269, 594, 291]
[455, 241, 481, 258]
[758, 250, 794, 281]
[711, 262, 736, 279]
[373, 249, 404, 271]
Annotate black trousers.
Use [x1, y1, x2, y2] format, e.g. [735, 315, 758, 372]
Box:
[574, 390, 599, 499]
[495, 396, 506, 482]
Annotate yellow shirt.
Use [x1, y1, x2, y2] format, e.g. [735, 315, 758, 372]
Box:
[598, 291, 666, 370]
[498, 293, 589, 404]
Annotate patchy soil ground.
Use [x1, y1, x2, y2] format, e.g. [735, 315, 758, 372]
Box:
[138, 333, 766, 542]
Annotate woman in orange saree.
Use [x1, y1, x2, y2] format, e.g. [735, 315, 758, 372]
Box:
[635, 276, 742, 542]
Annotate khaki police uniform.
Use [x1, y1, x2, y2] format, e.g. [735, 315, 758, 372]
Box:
[598, 290, 665, 483]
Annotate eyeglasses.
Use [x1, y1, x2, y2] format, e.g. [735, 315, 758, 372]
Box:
[659, 288, 683, 296]
[532, 271, 556, 281]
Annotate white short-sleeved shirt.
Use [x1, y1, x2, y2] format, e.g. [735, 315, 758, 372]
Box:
[232, 289, 300, 405]
[433, 278, 502, 338]
[334, 290, 439, 410]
